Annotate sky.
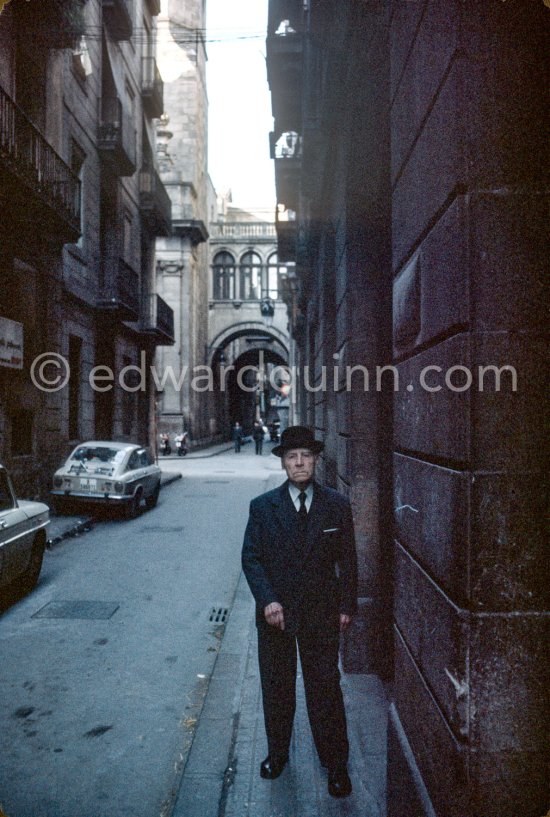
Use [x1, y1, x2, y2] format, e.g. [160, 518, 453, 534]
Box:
[206, 0, 275, 217]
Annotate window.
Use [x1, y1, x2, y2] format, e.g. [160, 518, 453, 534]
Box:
[240, 252, 262, 300]
[68, 336, 82, 440]
[126, 450, 140, 471]
[213, 252, 236, 300]
[72, 36, 92, 82]
[121, 355, 135, 436]
[11, 410, 33, 456]
[267, 253, 283, 299]
[15, 38, 47, 130]
[123, 211, 133, 264]
[71, 140, 86, 248]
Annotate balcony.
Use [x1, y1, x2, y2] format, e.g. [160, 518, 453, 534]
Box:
[0, 85, 80, 245]
[141, 294, 175, 346]
[97, 258, 140, 322]
[210, 222, 277, 240]
[266, 31, 303, 133]
[139, 165, 171, 236]
[275, 206, 297, 263]
[142, 57, 164, 119]
[98, 100, 136, 176]
[102, 0, 133, 41]
[268, 0, 304, 38]
[272, 131, 302, 211]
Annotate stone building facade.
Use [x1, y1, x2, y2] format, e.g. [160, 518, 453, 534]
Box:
[208, 197, 291, 439]
[154, 0, 211, 446]
[0, 0, 173, 497]
[266, 2, 549, 816]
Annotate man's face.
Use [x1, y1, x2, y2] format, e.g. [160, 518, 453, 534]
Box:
[282, 448, 317, 487]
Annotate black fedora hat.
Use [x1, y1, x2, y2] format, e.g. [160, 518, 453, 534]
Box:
[272, 425, 324, 457]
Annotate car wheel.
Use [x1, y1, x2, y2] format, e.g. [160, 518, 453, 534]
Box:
[145, 483, 160, 510]
[20, 532, 46, 594]
[125, 489, 142, 520]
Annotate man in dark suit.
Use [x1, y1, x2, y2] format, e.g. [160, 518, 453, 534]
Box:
[241, 425, 358, 798]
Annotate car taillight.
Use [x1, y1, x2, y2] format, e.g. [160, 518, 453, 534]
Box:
[114, 482, 124, 493]
[54, 476, 63, 488]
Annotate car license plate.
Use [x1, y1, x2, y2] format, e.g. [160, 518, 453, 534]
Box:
[80, 478, 97, 491]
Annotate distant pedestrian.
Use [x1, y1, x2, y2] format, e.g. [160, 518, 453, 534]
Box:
[253, 420, 264, 455]
[232, 421, 243, 453]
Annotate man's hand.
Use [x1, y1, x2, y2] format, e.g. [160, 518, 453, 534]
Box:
[339, 614, 352, 632]
[264, 602, 285, 630]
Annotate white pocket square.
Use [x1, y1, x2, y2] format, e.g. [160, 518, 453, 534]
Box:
[323, 527, 339, 533]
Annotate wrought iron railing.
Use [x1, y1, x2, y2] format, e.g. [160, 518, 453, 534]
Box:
[142, 57, 164, 117]
[0, 84, 80, 227]
[139, 164, 171, 233]
[116, 259, 140, 315]
[152, 294, 174, 340]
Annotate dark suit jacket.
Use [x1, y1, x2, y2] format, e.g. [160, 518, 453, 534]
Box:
[242, 480, 358, 634]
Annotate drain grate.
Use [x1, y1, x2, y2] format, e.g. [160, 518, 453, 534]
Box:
[209, 606, 229, 624]
[32, 601, 119, 620]
[205, 480, 230, 484]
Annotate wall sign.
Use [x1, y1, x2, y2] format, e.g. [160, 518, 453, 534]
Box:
[0, 317, 23, 369]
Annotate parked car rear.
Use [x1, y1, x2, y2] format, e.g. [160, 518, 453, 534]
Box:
[51, 441, 161, 519]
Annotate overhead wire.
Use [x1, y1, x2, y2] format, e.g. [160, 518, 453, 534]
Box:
[54, 21, 267, 46]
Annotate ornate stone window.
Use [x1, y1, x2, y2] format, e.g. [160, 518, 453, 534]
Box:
[213, 251, 236, 299]
[240, 251, 262, 300]
[266, 253, 284, 299]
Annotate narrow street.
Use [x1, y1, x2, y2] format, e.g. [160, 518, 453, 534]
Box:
[0, 448, 281, 817]
[0, 445, 388, 817]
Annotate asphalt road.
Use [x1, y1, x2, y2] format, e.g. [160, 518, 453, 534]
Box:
[0, 447, 284, 817]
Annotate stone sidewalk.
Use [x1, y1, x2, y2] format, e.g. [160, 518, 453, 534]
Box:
[171, 571, 388, 817]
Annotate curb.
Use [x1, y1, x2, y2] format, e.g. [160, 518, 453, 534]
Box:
[169, 571, 256, 817]
[160, 471, 183, 485]
[158, 444, 234, 461]
[46, 516, 94, 549]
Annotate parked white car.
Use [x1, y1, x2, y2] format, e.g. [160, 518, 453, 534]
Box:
[0, 464, 49, 602]
[51, 442, 161, 519]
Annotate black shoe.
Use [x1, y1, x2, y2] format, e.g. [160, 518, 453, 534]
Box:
[328, 766, 352, 798]
[260, 754, 288, 780]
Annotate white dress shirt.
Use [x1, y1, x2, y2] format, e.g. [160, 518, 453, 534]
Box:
[288, 482, 313, 513]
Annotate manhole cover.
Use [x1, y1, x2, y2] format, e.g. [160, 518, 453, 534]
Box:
[209, 606, 229, 624]
[32, 601, 119, 620]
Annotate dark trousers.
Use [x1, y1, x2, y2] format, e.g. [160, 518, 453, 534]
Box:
[255, 439, 263, 454]
[257, 620, 349, 769]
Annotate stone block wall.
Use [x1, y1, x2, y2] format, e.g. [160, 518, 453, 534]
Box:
[388, 2, 550, 815]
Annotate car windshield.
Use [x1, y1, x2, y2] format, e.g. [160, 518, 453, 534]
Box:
[68, 447, 127, 476]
